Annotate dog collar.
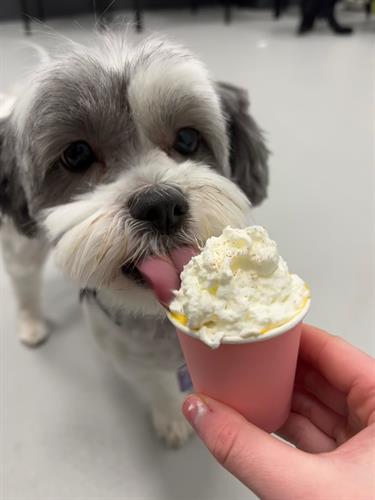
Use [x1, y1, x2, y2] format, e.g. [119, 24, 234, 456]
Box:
[80, 288, 123, 327]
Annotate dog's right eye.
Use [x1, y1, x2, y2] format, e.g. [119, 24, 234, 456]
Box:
[61, 141, 96, 172]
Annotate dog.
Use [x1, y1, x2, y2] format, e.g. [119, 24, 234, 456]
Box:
[0, 32, 269, 447]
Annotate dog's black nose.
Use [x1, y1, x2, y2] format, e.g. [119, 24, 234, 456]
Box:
[129, 186, 188, 234]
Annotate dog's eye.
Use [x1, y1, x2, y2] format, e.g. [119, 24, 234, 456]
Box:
[173, 128, 200, 156]
[61, 141, 96, 172]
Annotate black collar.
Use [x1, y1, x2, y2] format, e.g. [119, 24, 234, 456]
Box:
[80, 288, 123, 327]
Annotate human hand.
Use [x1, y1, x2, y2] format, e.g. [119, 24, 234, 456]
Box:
[183, 324, 375, 499]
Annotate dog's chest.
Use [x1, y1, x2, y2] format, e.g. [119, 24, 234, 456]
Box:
[82, 291, 184, 370]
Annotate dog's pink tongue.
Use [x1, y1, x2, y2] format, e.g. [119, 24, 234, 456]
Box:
[137, 257, 178, 306]
[137, 247, 198, 306]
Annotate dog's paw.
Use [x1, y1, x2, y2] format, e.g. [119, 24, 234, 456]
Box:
[151, 406, 193, 448]
[18, 316, 49, 347]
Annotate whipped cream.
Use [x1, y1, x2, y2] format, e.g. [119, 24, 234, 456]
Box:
[170, 226, 310, 348]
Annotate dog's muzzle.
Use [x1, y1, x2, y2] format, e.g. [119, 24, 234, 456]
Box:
[128, 185, 188, 235]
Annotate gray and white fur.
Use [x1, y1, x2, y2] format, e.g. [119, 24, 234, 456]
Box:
[0, 33, 269, 447]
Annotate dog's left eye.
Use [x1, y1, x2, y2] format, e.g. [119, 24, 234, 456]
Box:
[61, 141, 96, 172]
[173, 128, 200, 156]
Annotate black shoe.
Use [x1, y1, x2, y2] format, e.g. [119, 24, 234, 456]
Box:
[328, 16, 353, 34]
[298, 17, 315, 34]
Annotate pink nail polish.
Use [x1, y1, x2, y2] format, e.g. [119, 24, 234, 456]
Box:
[183, 396, 208, 426]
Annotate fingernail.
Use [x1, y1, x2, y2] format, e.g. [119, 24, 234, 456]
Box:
[182, 395, 208, 427]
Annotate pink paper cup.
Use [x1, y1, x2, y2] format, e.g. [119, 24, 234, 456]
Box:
[168, 300, 310, 433]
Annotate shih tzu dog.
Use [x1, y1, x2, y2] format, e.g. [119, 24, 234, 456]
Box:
[0, 33, 269, 447]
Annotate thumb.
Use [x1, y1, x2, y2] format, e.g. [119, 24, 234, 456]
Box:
[183, 394, 320, 499]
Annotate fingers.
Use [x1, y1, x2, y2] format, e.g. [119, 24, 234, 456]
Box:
[291, 390, 348, 445]
[299, 324, 375, 393]
[296, 361, 348, 416]
[183, 394, 320, 499]
[278, 412, 337, 453]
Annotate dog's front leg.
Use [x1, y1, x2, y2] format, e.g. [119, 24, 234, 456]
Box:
[1, 221, 49, 346]
[123, 363, 194, 448]
[148, 367, 193, 448]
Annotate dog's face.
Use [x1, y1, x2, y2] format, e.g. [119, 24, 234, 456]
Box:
[0, 34, 269, 314]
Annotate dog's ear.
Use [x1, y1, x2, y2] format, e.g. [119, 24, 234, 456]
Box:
[0, 118, 37, 237]
[216, 82, 269, 206]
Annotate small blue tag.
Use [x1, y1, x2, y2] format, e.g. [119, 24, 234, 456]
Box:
[177, 364, 193, 392]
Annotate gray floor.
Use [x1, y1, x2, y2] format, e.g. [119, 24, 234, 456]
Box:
[1, 7, 374, 500]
